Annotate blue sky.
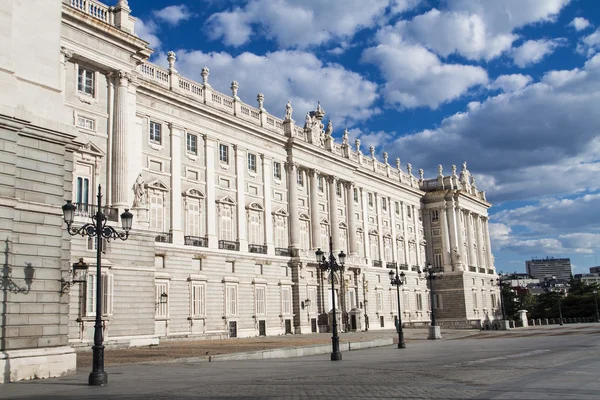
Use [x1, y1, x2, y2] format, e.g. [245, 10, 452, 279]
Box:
[128, 0, 600, 275]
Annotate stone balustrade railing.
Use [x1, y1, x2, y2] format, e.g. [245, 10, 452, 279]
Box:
[69, 0, 111, 23]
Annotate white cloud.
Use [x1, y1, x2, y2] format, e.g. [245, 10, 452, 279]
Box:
[135, 19, 161, 50]
[206, 0, 421, 49]
[152, 5, 193, 25]
[570, 17, 591, 31]
[489, 74, 532, 92]
[578, 28, 600, 56]
[393, 0, 571, 61]
[157, 49, 379, 127]
[384, 53, 600, 203]
[511, 38, 564, 68]
[362, 30, 488, 109]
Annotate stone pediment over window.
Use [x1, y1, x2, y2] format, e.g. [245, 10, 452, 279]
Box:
[383, 233, 392, 239]
[299, 213, 310, 221]
[183, 188, 205, 199]
[420, 239, 427, 246]
[78, 141, 105, 158]
[246, 202, 264, 211]
[339, 222, 348, 229]
[397, 235, 405, 241]
[369, 229, 378, 236]
[320, 218, 330, 225]
[356, 227, 363, 234]
[216, 195, 236, 205]
[272, 208, 289, 217]
[146, 179, 170, 191]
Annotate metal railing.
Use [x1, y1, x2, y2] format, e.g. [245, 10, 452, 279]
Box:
[386, 262, 397, 269]
[469, 266, 477, 272]
[275, 247, 291, 257]
[74, 202, 118, 221]
[155, 232, 173, 243]
[248, 244, 267, 254]
[399, 264, 409, 271]
[372, 260, 383, 268]
[218, 240, 240, 251]
[184, 236, 208, 248]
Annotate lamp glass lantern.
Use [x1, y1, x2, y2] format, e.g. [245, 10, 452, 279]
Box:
[338, 251, 346, 265]
[121, 209, 133, 232]
[62, 200, 76, 226]
[72, 258, 89, 284]
[315, 248, 324, 264]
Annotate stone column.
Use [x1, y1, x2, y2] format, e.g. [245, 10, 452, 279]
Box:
[345, 182, 357, 255]
[439, 206, 452, 270]
[361, 188, 370, 259]
[287, 162, 300, 249]
[446, 198, 459, 271]
[466, 211, 476, 268]
[390, 198, 398, 262]
[169, 123, 184, 245]
[328, 176, 339, 252]
[235, 145, 248, 252]
[308, 169, 320, 249]
[455, 206, 465, 271]
[111, 71, 130, 207]
[374, 193, 383, 261]
[475, 215, 485, 268]
[105, 72, 115, 205]
[413, 205, 421, 267]
[401, 202, 409, 265]
[262, 155, 274, 255]
[484, 217, 494, 270]
[205, 136, 218, 249]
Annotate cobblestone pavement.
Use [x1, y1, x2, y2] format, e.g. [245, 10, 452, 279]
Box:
[4, 324, 600, 399]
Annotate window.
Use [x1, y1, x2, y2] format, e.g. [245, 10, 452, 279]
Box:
[76, 177, 90, 206]
[482, 291, 488, 308]
[370, 234, 380, 260]
[274, 216, 287, 248]
[431, 210, 439, 222]
[77, 66, 94, 96]
[273, 162, 282, 179]
[336, 183, 341, 197]
[247, 153, 257, 172]
[248, 211, 262, 245]
[416, 293, 423, 311]
[491, 293, 497, 308]
[356, 230, 364, 258]
[434, 252, 443, 269]
[382, 198, 387, 212]
[297, 170, 304, 186]
[186, 201, 202, 237]
[187, 133, 197, 154]
[395, 202, 400, 216]
[300, 219, 310, 250]
[191, 284, 205, 317]
[318, 176, 323, 192]
[339, 228, 347, 251]
[226, 261, 235, 273]
[255, 263, 263, 275]
[87, 237, 107, 253]
[407, 206, 412, 219]
[226, 286, 237, 315]
[149, 121, 161, 144]
[219, 204, 233, 241]
[472, 292, 478, 309]
[308, 288, 317, 313]
[85, 273, 113, 317]
[155, 281, 168, 318]
[149, 193, 164, 231]
[320, 223, 330, 250]
[376, 291, 383, 312]
[77, 115, 95, 131]
[368, 193, 374, 207]
[256, 286, 266, 315]
[353, 188, 358, 203]
[219, 144, 229, 164]
[282, 287, 291, 315]
[433, 294, 443, 309]
[384, 238, 392, 262]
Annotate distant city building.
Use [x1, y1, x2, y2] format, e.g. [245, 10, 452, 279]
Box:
[589, 266, 600, 274]
[525, 258, 572, 282]
[574, 273, 600, 285]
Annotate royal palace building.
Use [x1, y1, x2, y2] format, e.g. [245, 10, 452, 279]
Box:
[0, 0, 500, 382]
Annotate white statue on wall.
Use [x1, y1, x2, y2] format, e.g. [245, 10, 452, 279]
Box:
[284, 100, 293, 121]
[133, 173, 146, 207]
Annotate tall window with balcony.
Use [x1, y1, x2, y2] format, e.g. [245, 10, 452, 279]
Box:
[74, 163, 92, 213]
[382, 197, 387, 212]
[356, 229, 364, 258]
[150, 192, 164, 232]
[77, 66, 95, 97]
[273, 213, 288, 251]
[369, 233, 380, 261]
[184, 189, 206, 247]
[368, 193, 374, 207]
[320, 221, 330, 250]
[297, 169, 304, 186]
[247, 206, 264, 253]
[396, 239, 405, 265]
[338, 223, 347, 252]
[299, 215, 310, 251]
[384, 236, 393, 262]
[220, 204, 234, 241]
[318, 176, 323, 192]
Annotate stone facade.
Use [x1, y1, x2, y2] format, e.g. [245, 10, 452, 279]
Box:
[1, 0, 501, 383]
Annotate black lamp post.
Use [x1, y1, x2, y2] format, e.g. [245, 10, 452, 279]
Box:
[62, 185, 133, 386]
[315, 236, 346, 361]
[419, 263, 443, 339]
[558, 296, 564, 326]
[388, 264, 406, 348]
[593, 289, 599, 323]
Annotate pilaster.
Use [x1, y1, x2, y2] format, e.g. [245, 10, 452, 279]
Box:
[111, 70, 129, 207]
[287, 162, 299, 249]
[346, 182, 357, 255]
[169, 123, 184, 245]
[484, 217, 494, 271]
[361, 188, 370, 259]
[466, 211, 476, 267]
[455, 205, 465, 271]
[262, 155, 274, 255]
[308, 169, 320, 249]
[446, 198, 460, 271]
[475, 214, 485, 268]
[328, 176, 339, 252]
[374, 193, 384, 262]
[439, 205, 452, 270]
[205, 136, 218, 249]
[235, 145, 248, 252]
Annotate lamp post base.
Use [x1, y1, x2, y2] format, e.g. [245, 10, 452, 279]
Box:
[428, 325, 442, 340]
[398, 332, 406, 348]
[89, 370, 108, 386]
[331, 351, 342, 361]
[499, 320, 511, 330]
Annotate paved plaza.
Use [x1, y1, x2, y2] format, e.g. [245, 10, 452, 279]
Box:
[3, 324, 600, 399]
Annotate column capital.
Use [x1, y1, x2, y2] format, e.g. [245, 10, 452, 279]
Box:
[308, 168, 320, 178]
[326, 175, 338, 184]
[285, 161, 298, 171]
[345, 180, 355, 189]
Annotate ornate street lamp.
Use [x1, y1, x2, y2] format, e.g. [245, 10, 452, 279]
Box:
[62, 185, 133, 386]
[388, 264, 406, 348]
[593, 289, 599, 323]
[558, 296, 564, 326]
[419, 263, 443, 340]
[491, 276, 508, 329]
[315, 236, 346, 361]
